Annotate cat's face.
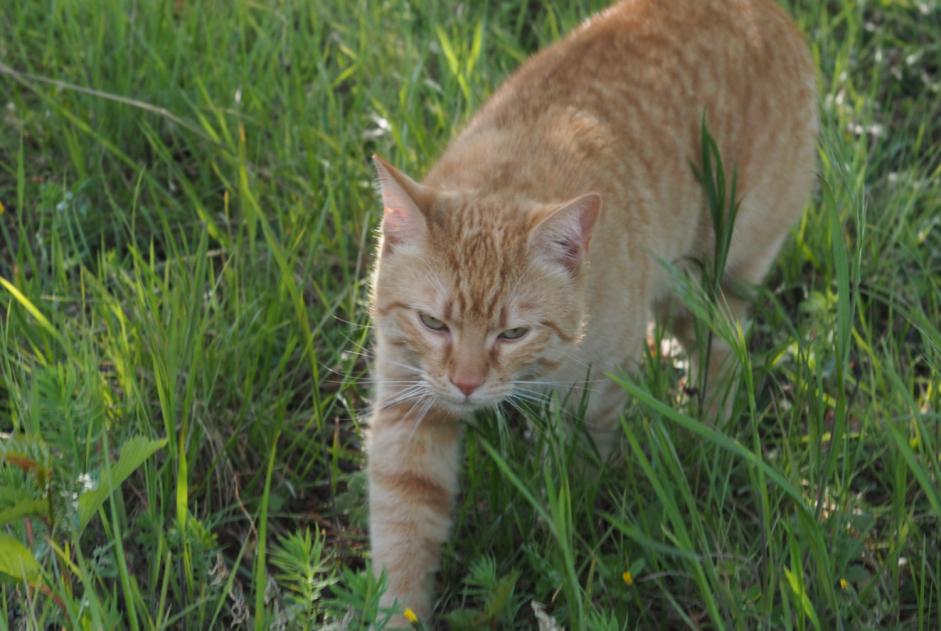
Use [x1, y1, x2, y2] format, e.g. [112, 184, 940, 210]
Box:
[370, 156, 600, 415]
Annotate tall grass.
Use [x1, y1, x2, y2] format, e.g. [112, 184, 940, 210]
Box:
[1, 0, 939, 628]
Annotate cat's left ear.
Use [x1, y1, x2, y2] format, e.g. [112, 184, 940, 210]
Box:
[372, 154, 432, 252]
[528, 193, 601, 275]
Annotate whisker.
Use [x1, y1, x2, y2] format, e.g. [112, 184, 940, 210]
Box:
[406, 396, 436, 443]
[355, 379, 426, 385]
[402, 389, 430, 422]
[507, 389, 548, 401]
[379, 358, 425, 375]
[319, 356, 372, 377]
[382, 383, 429, 408]
[332, 314, 373, 331]
[513, 378, 607, 385]
[508, 391, 540, 407]
[323, 374, 425, 386]
[557, 350, 595, 372]
[501, 395, 529, 419]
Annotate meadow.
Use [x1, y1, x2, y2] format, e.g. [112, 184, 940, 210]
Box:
[1, 0, 940, 628]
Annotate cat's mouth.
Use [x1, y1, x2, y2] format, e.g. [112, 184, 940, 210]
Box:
[436, 393, 495, 414]
[433, 384, 522, 416]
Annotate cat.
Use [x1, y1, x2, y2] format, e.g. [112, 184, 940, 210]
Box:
[365, 0, 817, 623]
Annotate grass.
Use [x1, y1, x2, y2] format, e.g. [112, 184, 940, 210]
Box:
[1, 0, 940, 628]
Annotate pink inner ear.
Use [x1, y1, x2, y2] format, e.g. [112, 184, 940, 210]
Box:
[577, 200, 599, 248]
[373, 155, 432, 251]
[530, 192, 601, 274]
[555, 237, 583, 272]
[382, 207, 409, 244]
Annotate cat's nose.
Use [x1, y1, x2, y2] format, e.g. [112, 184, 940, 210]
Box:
[451, 376, 483, 397]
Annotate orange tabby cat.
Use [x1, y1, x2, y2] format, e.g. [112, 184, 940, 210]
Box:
[366, 0, 816, 622]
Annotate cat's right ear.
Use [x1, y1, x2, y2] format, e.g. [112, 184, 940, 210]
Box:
[372, 155, 431, 252]
[528, 192, 601, 276]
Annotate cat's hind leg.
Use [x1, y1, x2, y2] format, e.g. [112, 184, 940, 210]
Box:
[581, 378, 631, 459]
[658, 227, 797, 422]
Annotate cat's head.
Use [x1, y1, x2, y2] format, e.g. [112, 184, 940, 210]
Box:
[369, 155, 601, 416]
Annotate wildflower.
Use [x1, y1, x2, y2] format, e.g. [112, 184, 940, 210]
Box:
[0, 199, 5, 214]
[622, 571, 634, 586]
[839, 578, 848, 590]
[403, 607, 419, 623]
[77, 472, 95, 491]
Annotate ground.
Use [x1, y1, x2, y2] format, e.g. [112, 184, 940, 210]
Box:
[0, 0, 939, 629]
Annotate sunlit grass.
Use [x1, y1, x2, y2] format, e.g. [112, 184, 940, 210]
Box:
[1, 0, 939, 628]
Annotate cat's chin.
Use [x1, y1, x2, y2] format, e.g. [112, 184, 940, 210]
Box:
[434, 395, 499, 418]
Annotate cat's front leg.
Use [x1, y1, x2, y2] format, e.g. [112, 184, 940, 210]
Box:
[367, 402, 462, 624]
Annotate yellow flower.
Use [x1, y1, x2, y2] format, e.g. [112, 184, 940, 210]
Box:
[403, 607, 419, 623]
[622, 571, 634, 586]
[839, 577, 849, 590]
[0, 199, 6, 215]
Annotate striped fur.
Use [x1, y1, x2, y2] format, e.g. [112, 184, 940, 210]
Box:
[366, 0, 817, 622]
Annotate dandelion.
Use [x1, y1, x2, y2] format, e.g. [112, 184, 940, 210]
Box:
[403, 607, 419, 623]
[622, 571, 634, 586]
[839, 577, 849, 590]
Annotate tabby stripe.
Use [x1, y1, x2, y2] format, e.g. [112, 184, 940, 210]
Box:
[371, 405, 458, 432]
[541, 319, 575, 343]
[373, 470, 452, 514]
[376, 301, 411, 316]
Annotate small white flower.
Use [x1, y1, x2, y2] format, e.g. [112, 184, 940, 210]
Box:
[77, 472, 95, 491]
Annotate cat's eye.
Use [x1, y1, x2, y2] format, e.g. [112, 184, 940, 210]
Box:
[498, 326, 529, 341]
[419, 312, 449, 332]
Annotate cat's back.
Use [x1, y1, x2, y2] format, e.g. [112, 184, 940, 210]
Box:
[430, 0, 816, 202]
[483, 0, 814, 126]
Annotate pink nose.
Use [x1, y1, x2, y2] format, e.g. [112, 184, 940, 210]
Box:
[451, 376, 483, 397]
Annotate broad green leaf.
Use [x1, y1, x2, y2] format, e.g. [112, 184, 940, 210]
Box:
[77, 436, 167, 533]
[0, 534, 41, 582]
